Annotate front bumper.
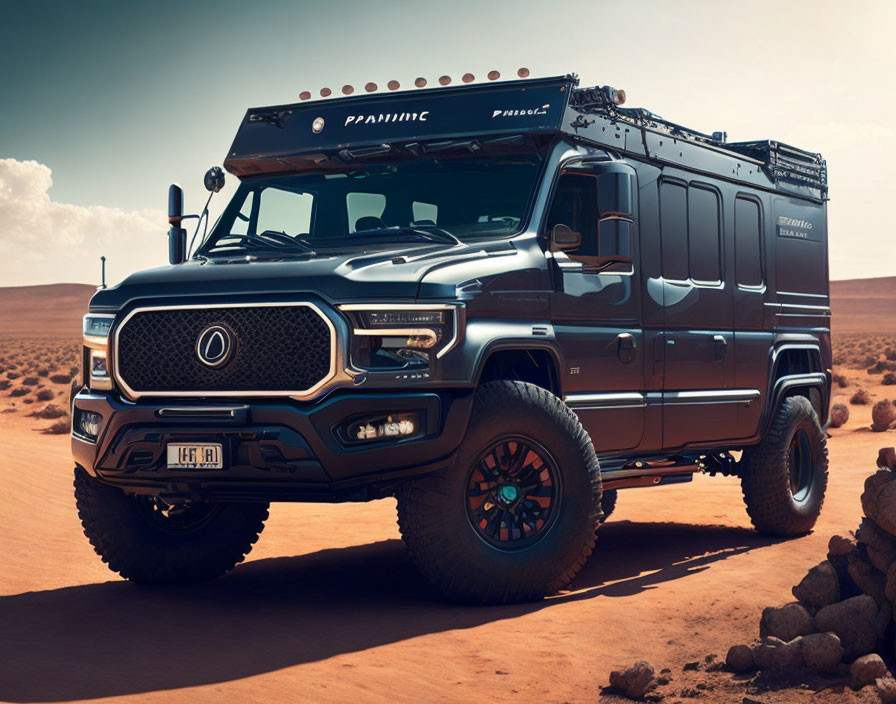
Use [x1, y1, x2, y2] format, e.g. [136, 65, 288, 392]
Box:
[71, 388, 474, 502]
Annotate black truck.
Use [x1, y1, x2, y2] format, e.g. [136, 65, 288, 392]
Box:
[72, 73, 831, 603]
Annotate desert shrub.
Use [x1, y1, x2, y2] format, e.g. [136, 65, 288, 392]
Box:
[35, 388, 55, 401]
[851, 389, 871, 405]
[884, 373, 896, 386]
[21, 376, 38, 386]
[68, 366, 79, 377]
[0, 380, 9, 391]
[872, 400, 896, 432]
[832, 373, 849, 388]
[31, 403, 67, 419]
[23, 398, 33, 404]
[50, 373, 72, 384]
[9, 387, 29, 397]
[6, 371, 20, 380]
[886, 348, 896, 361]
[869, 361, 896, 375]
[37, 367, 49, 377]
[829, 403, 850, 428]
[43, 419, 70, 435]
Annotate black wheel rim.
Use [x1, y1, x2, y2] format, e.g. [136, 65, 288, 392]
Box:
[788, 428, 814, 502]
[136, 496, 221, 535]
[465, 436, 561, 551]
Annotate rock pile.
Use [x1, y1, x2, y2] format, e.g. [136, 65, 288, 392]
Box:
[726, 446, 896, 700]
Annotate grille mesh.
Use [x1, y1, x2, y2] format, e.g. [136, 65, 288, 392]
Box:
[116, 306, 332, 393]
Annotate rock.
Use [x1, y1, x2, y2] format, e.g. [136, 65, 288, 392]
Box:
[876, 601, 892, 643]
[862, 470, 896, 530]
[726, 645, 755, 673]
[759, 602, 814, 642]
[800, 632, 844, 674]
[829, 403, 850, 428]
[682, 661, 699, 671]
[815, 595, 879, 660]
[857, 518, 896, 573]
[850, 653, 889, 688]
[880, 448, 896, 471]
[848, 550, 888, 605]
[755, 637, 803, 673]
[830, 533, 859, 557]
[609, 661, 656, 699]
[885, 562, 896, 603]
[878, 676, 896, 704]
[872, 400, 896, 433]
[792, 560, 840, 608]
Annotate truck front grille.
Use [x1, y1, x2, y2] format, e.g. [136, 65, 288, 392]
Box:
[114, 304, 334, 396]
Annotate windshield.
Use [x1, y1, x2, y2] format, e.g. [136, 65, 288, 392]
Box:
[199, 151, 544, 256]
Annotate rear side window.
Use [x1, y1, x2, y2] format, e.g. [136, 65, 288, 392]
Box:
[687, 186, 721, 283]
[660, 181, 688, 280]
[346, 192, 387, 232]
[734, 197, 763, 287]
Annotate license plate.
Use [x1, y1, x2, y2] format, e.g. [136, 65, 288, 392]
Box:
[167, 443, 223, 469]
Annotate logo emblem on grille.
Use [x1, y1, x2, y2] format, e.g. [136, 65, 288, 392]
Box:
[195, 325, 234, 368]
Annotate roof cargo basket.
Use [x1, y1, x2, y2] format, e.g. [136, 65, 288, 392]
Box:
[725, 140, 828, 199]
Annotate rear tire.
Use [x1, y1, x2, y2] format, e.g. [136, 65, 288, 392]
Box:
[599, 489, 618, 523]
[74, 467, 269, 583]
[741, 395, 828, 536]
[396, 380, 602, 604]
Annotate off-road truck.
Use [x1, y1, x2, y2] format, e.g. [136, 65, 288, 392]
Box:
[72, 72, 831, 603]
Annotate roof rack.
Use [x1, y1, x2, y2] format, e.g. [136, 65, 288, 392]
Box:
[569, 85, 828, 198]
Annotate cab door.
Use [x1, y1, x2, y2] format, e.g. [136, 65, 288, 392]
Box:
[547, 162, 645, 452]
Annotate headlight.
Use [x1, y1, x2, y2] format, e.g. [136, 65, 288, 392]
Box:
[82, 314, 115, 390]
[339, 304, 459, 370]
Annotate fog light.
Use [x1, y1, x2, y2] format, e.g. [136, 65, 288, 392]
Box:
[90, 350, 108, 378]
[339, 412, 422, 445]
[76, 410, 103, 441]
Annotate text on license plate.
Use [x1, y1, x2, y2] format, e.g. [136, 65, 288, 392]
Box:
[167, 443, 223, 469]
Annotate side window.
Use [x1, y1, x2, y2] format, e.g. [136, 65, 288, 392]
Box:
[546, 172, 599, 258]
[735, 196, 763, 287]
[660, 181, 688, 280]
[687, 185, 721, 283]
[346, 192, 387, 232]
[256, 188, 314, 236]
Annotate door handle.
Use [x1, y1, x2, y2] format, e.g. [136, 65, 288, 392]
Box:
[713, 335, 727, 362]
[617, 333, 637, 364]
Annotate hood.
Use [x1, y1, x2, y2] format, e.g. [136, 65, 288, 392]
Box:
[88, 239, 525, 312]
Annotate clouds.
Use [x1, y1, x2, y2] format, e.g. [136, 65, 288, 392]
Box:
[0, 158, 167, 286]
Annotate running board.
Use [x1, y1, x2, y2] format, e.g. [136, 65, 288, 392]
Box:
[603, 472, 695, 491]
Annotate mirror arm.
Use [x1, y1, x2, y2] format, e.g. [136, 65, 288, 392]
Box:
[187, 191, 215, 258]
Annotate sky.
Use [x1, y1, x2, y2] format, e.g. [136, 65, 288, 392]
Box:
[1, 0, 894, 286]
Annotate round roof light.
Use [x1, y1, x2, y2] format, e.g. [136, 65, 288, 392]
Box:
[462, 73, 475, 83]
[387, 80, 400, 90]
[365, 82, 377, 92]
[616, 89, 626, 105]
[414, 77, 427, 88]
[517, 67, 530, 78]
[299, 91, 311, 101]
[487, 70, 500, 80]
[320, 87, 332, 97]
[438, 75, 451, 86]
[341, 85, 354, 95]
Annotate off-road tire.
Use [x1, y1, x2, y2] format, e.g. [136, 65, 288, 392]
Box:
[396, 380, 602, 604]
[599, 489, 618, 524]
[74, 467, 269, 584]
[741, 395, 828, 536]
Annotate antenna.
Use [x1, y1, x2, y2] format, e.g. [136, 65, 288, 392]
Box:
[100, 256, 107, 289]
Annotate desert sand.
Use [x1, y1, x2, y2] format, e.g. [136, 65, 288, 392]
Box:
[1, 283, 894, 703]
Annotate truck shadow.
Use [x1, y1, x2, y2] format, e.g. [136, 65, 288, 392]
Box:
[0, 519, 781, 702]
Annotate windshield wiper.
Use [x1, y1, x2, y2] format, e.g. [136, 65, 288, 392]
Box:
[350, 226, 462, 246]
[205, 232, 316, 256]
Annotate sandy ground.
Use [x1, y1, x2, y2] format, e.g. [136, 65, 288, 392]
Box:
[0, 356, 893, 704]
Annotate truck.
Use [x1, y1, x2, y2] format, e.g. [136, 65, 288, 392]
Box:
[72, 72, 831, 604]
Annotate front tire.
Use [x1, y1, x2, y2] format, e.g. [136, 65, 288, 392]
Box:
[396, 381, 602, 604]
[74, 468, 269, 583]
[741, 395, 828, 536]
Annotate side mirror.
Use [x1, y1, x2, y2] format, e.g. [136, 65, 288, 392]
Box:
[551, 223, 581, 251]
[204, 166, 225, 193]
[167, 184, 186, 265]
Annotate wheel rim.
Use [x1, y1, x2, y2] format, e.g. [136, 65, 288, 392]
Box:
[136, 496, 221, 535]
[465, 436, 561, 551]
[788, 428, 814, 502]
